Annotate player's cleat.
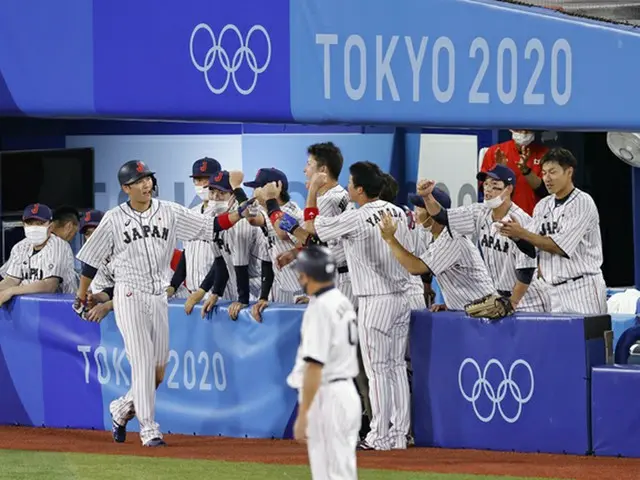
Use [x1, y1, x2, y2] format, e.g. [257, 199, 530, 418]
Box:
[356, 440, 375, 451]
[144, 437, 167, 447]
[111, 420, 127, 443]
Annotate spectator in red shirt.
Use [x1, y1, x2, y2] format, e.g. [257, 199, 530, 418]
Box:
[480, 130, 549, 215]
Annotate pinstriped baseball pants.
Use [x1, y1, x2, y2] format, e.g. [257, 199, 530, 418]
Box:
[358, 293, 411, 450]
[109, 284, 170, 445]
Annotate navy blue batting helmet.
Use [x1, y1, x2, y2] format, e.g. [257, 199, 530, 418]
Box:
[296, 246, 336, 282]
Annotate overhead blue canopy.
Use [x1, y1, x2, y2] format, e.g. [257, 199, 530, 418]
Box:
[0, 0, 638, 129]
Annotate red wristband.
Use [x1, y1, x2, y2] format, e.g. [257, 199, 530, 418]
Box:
[269, 210, 284, 225]
[217, 212, 233, 230]
[304, 207, 319, 221]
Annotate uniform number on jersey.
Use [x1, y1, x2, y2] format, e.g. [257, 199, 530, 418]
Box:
[166, 350, 227, 392]
[347, 318, 358, 346]
[213, 232, 232, 255]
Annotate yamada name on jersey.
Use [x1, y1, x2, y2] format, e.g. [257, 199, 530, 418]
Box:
[123, 225, 169, 244]
[364, 206, 404, 228]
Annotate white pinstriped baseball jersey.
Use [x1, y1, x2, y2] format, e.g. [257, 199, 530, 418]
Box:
[447, 203, 543, 303]
[259, 201, 304, 293]
[0, 261, 9, 278]
[5, 234, 77, 293]
[316, 185, 352, 267]
[315, 200, 413, 297]
[77, 199, 217, 295]
[183, 203, 216, 293]
[287, 287, 359, 388]
[419, 231, 496, 311]
[89, 259, 115, 294]
[527, 188, 603, 284]
[407, 221, 429, 296]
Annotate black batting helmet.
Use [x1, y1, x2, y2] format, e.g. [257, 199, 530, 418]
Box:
[118, 160, 155, 186]
[296, 246, 336, 282]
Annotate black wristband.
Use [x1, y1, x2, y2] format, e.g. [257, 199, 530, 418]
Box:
[102, 287, 115, 300]
[81, 263, 98, 280]
[265, 198, 281, 217]
[233, 187, 248, 204]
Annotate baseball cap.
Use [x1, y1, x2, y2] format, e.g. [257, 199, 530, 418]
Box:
[79, 210, 104, 233]
[22, 203, 52, 222]
[191, 157, 222, 178]
[244, 168, 289, 191]
[208, 171, 233, 192]
[408, 187, 451, 209]
[477, 164, 516, 186]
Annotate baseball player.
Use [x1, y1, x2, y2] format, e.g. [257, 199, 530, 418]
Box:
[51, 205, 81, 242]
[420, 165, 547, 312]
[243, 168, 305, 309]
[378, 186, 499, 313]
[265, 161, 413, 451]
[73, 160, 255, 447]
[0, 203, 76, 306]
[288, 246, 361, 480]
[498, 148, 607, 314]
[187, 171, 265, 320]
[167, 157, 222, 299]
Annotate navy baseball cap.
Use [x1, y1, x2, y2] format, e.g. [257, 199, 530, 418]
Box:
[244, 168, 289, 191]
[23, 203, 52, 222]
[208, 171, 233, 192]
[80, 210, 104, 233]
[477, 164, 516, 186]
[191, 157, 222, 178]
[408, 187, 451, 209]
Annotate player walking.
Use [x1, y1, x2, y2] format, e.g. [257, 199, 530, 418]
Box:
[265, 161, 413, 451]
[73, 160, 254, 447]
[288, 246, 361, 480]
[420, 165, 547, 311]
[0, 203, 76, 306]
[498, 148, 607, 314]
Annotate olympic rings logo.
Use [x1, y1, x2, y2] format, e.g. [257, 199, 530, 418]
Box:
[458, 358, 534, 423]
[189, 23, 271, 95]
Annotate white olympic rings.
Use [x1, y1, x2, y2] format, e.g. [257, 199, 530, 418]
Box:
[189, 23, 271, 95]
[458, 358, 534, 423]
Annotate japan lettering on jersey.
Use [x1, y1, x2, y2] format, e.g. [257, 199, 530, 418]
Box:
[286, 287, 359, 389]
[259, 201, 304, 293]
[316, 185, 352, 267]
[6, 234, 76, 292]
[183, 203, 216, 292]
[419, 231, 496, 311]
[211, 217, 261, 299]
[447, 203, 537, 292]
[77, 199, 217, 295]
[527, 188, 603, 284]
[314, 200, 413, 296]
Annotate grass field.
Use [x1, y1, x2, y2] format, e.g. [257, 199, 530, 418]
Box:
[0, 450, 559, 480]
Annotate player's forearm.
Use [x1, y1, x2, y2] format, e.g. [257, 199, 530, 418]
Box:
[511, 268, 535, 306]
[170, 252, 187, 290]
[92, 291, 111, 303]
[424, 193, 442, 217]
[0, 276, 19, 292]
[234, 265, 250, 304]
[383, 236, 429, 275]
[13, 277, 59, 295]
[260, 261, 274, 301]
[77, 275, 94, 300]
[300, 362, 323, 415]
[519, 231, 565, 256]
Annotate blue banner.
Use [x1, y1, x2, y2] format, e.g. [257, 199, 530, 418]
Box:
[0, 295, 302, 438]
[409, 311, 609, 455]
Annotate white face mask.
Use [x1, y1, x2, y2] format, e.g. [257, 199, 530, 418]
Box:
[512, 132, 535, 147]
[24, 225, 49, 246]
[210, 200, 229, 215]
[484, 193, 506, 209]
[195, 185, 209, 201]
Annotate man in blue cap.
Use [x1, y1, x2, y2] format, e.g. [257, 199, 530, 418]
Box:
[0, 203, 76, 306]
[378, 186, 498, 313]
[418, 166, 547, 312]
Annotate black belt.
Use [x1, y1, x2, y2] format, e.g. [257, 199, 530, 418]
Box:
[329, 377, 351, 383]
[553, 275, 584, 287]
[498, 290, 512, 298]
[338, 266, 349, 274]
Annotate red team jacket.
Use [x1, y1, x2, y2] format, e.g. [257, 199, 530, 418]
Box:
[480, 140, 549, 216]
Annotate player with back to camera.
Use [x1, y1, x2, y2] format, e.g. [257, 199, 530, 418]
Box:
[262, 161, 413, 451]
[73, 160, 255, 447]
[167, 157, 221, 300]
[288, 245, 361, 480]
[0, 203, 76, 307]
[498, 147, 607, 314]
[419, 165, 548, 312]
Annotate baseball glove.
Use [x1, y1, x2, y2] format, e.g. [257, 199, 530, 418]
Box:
[464, 294, 514, 320]
[72, 296, 90, 321]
